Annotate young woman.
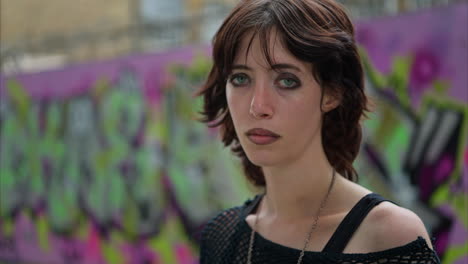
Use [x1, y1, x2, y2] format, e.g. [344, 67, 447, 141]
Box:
[197, 0, 441, 263]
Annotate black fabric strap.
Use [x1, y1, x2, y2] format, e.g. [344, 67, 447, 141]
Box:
[241, 193, 264, 219]
[322, 193, 390, 253]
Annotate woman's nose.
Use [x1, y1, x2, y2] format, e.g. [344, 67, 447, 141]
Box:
[249, 82, 274, 119]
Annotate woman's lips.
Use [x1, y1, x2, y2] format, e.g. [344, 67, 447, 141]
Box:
[247, 134, 280, 145]
[245, 128, 280, 145]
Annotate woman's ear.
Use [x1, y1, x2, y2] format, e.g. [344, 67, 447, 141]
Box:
[322, 90, 341, 113]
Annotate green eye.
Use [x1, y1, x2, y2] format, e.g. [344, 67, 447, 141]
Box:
[279, 78, 298, 88]
[230, 74, 249, 86]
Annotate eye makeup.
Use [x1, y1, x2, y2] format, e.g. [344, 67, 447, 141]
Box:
[229, 73, 251, 87]
[275, 73, 301, 89]
[228, 71, 302, 90]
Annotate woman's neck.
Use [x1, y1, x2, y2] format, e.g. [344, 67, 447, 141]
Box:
[260, 149, 337, 222]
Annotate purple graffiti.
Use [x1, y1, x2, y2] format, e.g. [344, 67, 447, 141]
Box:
[410, 49, 441, 93]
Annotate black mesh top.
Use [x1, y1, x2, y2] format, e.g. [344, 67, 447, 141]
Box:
[200, 193, 441, 263]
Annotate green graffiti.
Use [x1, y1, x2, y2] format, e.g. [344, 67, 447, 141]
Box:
[0, 53, 251, 264]
[6, 79, 31, 126]
[442, 241, 468, 264]
[102, 240, 125, 264]
[359, 46, 468, 263]
[36, 214, 51, 251]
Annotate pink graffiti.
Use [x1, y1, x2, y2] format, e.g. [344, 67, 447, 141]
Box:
[121, 241, 160, 264]
[409, 49, 441, 93]
[434, 155, 455, 183]
[464, 148, 468, 165]
[419, 154, 454, 201]
[175, 243, 197, 264]
[83, 224, 104, 263]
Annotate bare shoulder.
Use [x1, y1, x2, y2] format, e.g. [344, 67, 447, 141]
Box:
[364, 201, 433, 251]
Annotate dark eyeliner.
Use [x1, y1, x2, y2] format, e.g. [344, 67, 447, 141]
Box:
[277, 73, 301, 89]
[229, 73, 250, 87]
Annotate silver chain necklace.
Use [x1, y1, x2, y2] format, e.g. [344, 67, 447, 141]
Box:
[247, 169, 336, 264]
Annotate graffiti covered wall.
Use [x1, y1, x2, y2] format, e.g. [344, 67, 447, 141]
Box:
[0, 48, 250, 264]
[0, 2, 467, 264]
[355, 3, 468, 263]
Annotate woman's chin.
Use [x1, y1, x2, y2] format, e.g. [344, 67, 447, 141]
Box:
[246, 155, 281, 168]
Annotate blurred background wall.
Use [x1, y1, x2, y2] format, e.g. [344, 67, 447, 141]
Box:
[0, 0, 467, 263]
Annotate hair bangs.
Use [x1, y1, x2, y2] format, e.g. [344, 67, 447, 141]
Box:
[218, 14, 283, 79]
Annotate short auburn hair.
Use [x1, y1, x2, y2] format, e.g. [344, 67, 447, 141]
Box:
[197, 0, 369, 186]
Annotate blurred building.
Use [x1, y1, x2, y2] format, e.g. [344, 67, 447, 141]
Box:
[0, 0, 461, 75]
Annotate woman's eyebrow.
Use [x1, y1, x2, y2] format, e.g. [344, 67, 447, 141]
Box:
[232, 63, 302, 72]
[271, 63, 302, 72]
[232, 64, 252, 71]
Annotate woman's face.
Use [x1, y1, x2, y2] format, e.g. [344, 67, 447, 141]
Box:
[226, 30, 335, 168]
